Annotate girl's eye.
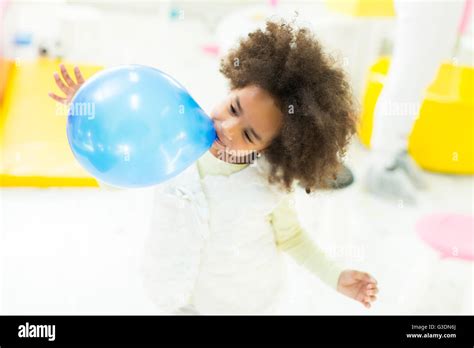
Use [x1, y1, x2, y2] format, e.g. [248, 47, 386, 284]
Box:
[244, 131, 253, 143]
[230, 104, 237, 116]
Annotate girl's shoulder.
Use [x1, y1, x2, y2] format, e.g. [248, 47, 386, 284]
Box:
[247, 156, 295, 200]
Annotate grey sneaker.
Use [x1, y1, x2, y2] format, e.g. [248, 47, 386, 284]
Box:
[393, 150, 428, 190]
[364, 161, 418, 205]
[327, 164, 355, 190]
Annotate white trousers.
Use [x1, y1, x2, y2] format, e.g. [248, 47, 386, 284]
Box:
[370, 0, 465, 165]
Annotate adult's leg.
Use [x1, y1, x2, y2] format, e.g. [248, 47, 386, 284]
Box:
[366, 0, 464, 202]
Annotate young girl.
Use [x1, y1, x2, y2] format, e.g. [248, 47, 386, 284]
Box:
[49, 20, 378, 314]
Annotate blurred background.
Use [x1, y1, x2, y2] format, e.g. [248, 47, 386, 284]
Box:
[0, 0, 473, 315]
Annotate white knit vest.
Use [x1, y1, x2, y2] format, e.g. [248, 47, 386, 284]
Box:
[141, 157, 287, 314]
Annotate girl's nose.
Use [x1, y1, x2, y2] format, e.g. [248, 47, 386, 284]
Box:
[221, 117, 239, 141]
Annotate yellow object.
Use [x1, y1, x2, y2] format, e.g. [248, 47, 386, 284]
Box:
[408, 63, 474, 174]
[0, 58, 103, 187]
[325, 0, 395, 17]
[358, 56, 474, 174]
[357, 56, 390, 147]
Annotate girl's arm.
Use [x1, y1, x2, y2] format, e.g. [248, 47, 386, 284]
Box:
[270, 194, 343, 289]
[270, 193, 378, 308]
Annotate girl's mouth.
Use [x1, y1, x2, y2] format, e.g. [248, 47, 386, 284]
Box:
[212, 121, 228, 148]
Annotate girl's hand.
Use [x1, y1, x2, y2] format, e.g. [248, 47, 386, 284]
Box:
[336, 270, 378, 309]
[48, 64, 85, 104]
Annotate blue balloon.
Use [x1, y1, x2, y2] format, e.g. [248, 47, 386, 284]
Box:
[67, 65, 216, 188]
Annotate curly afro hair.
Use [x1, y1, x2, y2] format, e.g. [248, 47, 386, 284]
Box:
[219, 19, 358, 194]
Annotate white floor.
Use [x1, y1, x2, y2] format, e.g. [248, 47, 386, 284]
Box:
[1, 140, 473, 315]
[1, 2, 473, 315]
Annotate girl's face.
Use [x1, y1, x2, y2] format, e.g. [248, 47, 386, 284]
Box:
[209, 85, 283, 163]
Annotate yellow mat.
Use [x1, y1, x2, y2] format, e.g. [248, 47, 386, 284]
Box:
[0, 58, 103, 187]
